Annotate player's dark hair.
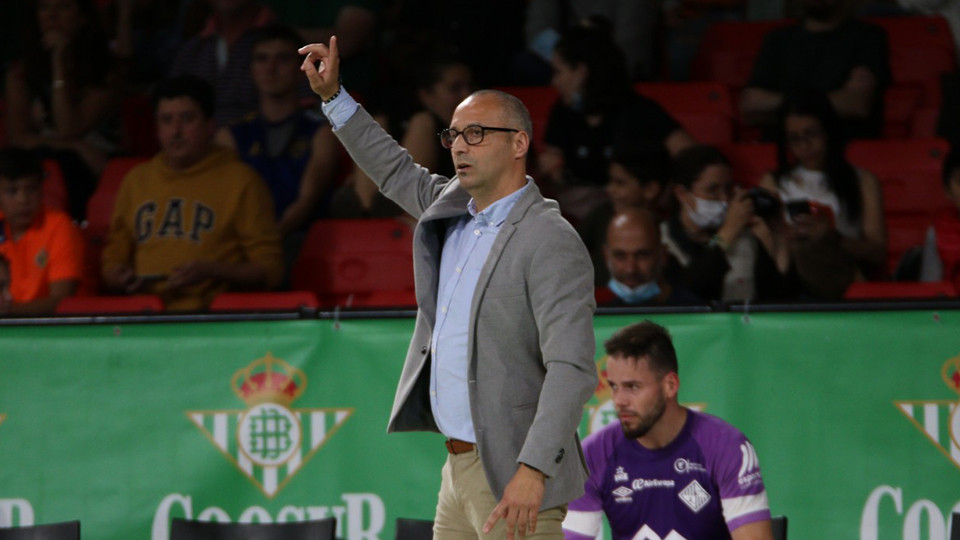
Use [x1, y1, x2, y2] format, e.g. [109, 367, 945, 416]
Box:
[604, 320, 678, 377]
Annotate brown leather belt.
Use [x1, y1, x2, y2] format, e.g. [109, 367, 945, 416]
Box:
[445, 439, 475, 454]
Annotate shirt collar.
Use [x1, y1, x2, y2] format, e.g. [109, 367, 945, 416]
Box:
[467, 181, 531, 227]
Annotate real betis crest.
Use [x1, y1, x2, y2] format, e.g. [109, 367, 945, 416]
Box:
[895, 354, 960, 472]
[187, 352, 353, 498]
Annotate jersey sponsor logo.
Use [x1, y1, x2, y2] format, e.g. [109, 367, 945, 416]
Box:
[614, 466, 629, 482]
[631, 478, 676, 491]
[674, 458, 706, 474]
[895, 354, 960, 472]
[678, 480, 711, 513]
[631, 525, 688, 540]
[186, 352, 353, 498]
[737, 441, 763, 486]
[612, 485, 634, 503]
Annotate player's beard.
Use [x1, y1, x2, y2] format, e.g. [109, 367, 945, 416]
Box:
[619, 393, 667, 439]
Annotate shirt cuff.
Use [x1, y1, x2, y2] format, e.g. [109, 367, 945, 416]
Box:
[320, 88, 359, 130]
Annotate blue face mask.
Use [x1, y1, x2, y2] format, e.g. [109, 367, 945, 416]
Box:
[607, 278, 661, 304]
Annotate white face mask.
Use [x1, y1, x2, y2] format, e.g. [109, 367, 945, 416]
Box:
[685, 195, 728, 229]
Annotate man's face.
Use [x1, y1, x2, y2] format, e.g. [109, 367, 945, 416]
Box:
[607, 355, 668, 439]
[607, 163, 653, 211]
[251, 39, 302, 97]
[550, 54, 587, 107]
[604, 219, 663, 288]
[421, 64, 473, 125]
[449, 94, 521, 199]
[0, 176, 43, 231]
[156, 97, 216, 170]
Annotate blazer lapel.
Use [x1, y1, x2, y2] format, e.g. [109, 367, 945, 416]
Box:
[413, 182, 472, 322]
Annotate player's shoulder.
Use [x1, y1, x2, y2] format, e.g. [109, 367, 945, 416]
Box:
[687, 409, 750, 447]
[583, 422, 626, 456]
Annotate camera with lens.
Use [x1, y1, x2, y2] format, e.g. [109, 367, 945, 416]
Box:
[746, 187, 782, 220]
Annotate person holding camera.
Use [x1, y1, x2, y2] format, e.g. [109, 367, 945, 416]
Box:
[661, 145, 794, 302]
[758, 92, 886, 299]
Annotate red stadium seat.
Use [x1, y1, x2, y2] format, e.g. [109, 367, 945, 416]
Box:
[86, 156, 148, 238]
[209, 291, 320, 311]
[56, 294, 164, 314]
[885, 213, 934, 276]
[636, 82, 735, 144]
[910, 107, 940, 139]
[883, 86, 924, 139]
[718, 143, 777, 187]
[290, 218, 416, 308]
[844, 280, 956, 299]
[41, 159, 69, 213]
[690, 19, 788, 89]
[871, 15, 956, 103]
[493, 86, 558, 154]
[846, 139, 952, 217]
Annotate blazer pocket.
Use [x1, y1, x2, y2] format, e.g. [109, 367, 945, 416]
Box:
[484, 284, 526, 299]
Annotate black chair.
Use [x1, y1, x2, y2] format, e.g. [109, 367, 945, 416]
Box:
[950, 511, 959, 540]
[771, 515, 788, 540]
[169, 518, 335, 540]
[394, 518, 433, 540]
[0, 521, 79, 540]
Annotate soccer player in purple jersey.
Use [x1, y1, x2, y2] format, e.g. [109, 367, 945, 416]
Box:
[563, 321, 774, 540]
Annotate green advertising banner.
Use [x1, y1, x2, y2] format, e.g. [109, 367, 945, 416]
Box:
[1, 310, 959, 540]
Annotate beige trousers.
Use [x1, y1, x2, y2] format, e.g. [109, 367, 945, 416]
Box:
[434, 449, 567, 540]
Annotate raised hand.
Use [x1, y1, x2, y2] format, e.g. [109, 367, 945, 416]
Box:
[299, 36, 341, 101]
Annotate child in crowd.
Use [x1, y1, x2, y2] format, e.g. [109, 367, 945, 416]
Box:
[0, 147, 85, 314]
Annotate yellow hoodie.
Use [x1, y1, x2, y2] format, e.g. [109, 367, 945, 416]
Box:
[102, 146, 283, 310]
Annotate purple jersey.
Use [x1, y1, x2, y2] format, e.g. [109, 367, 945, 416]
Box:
[563, 409, 770, 540]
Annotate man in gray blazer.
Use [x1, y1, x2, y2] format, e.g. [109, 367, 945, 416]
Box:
[301, 38, 598, 540]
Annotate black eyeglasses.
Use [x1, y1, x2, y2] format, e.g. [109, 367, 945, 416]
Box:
[438, 125, 519, 148]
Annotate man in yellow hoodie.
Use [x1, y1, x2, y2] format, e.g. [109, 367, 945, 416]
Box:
[101, 75, 283, 311]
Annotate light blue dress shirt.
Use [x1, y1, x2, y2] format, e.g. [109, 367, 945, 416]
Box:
[430, 184, 530, 443]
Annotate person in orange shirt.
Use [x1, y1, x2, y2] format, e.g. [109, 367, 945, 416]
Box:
[0, 147, 85, 314]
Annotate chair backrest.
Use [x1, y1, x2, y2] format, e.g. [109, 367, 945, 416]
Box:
[718, 142, 777, 188]
[844, 280, 957, 300]
[290, 219, 415, 307]
[56, 295, 164, 314]
[209, 291, 319, 311]
[846, 138, 952, 217]
[871, 15, 956, 97]
[950, 511, 959, 540]
[0, 520, 79, 540]
[394, 518, 434, 540]
[86, 156, 149, 239]
[169, 518, 335, 540]
[636, 81, 735, 144]
[771, 515, 788, 540]
[690, 19, 790, 89]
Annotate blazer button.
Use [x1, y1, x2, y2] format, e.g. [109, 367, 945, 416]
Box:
[555, 448, 565, 464]
[420, 346, 428, 355]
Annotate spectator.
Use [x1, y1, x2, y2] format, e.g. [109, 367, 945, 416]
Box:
[541, 20, 695, 221]
[215, 24, 339, 275]
[578, 150, 670, 285]
[328, 113, 412, 223]
[0, 147, 85, 315]
[919, 147, 960, 287]
[5, 0, 120, 221]
[169, 0, 276, 127]
[101, 76, 283, 311]
[524, 0, 661, 81]
[597, 208, 702, 307]
[662, 145, 790, 302]
[759, 92, 886, 298]
[740, 0, 891, 140]
[401, 55, 474, 179]
[262, 0, 380, 96]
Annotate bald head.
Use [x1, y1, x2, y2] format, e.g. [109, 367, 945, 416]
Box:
[604, 208, 664, 288]
[464, 89, 534, 142]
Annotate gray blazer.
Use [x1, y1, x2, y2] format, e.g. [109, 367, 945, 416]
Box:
[334, 106, 598, 510]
